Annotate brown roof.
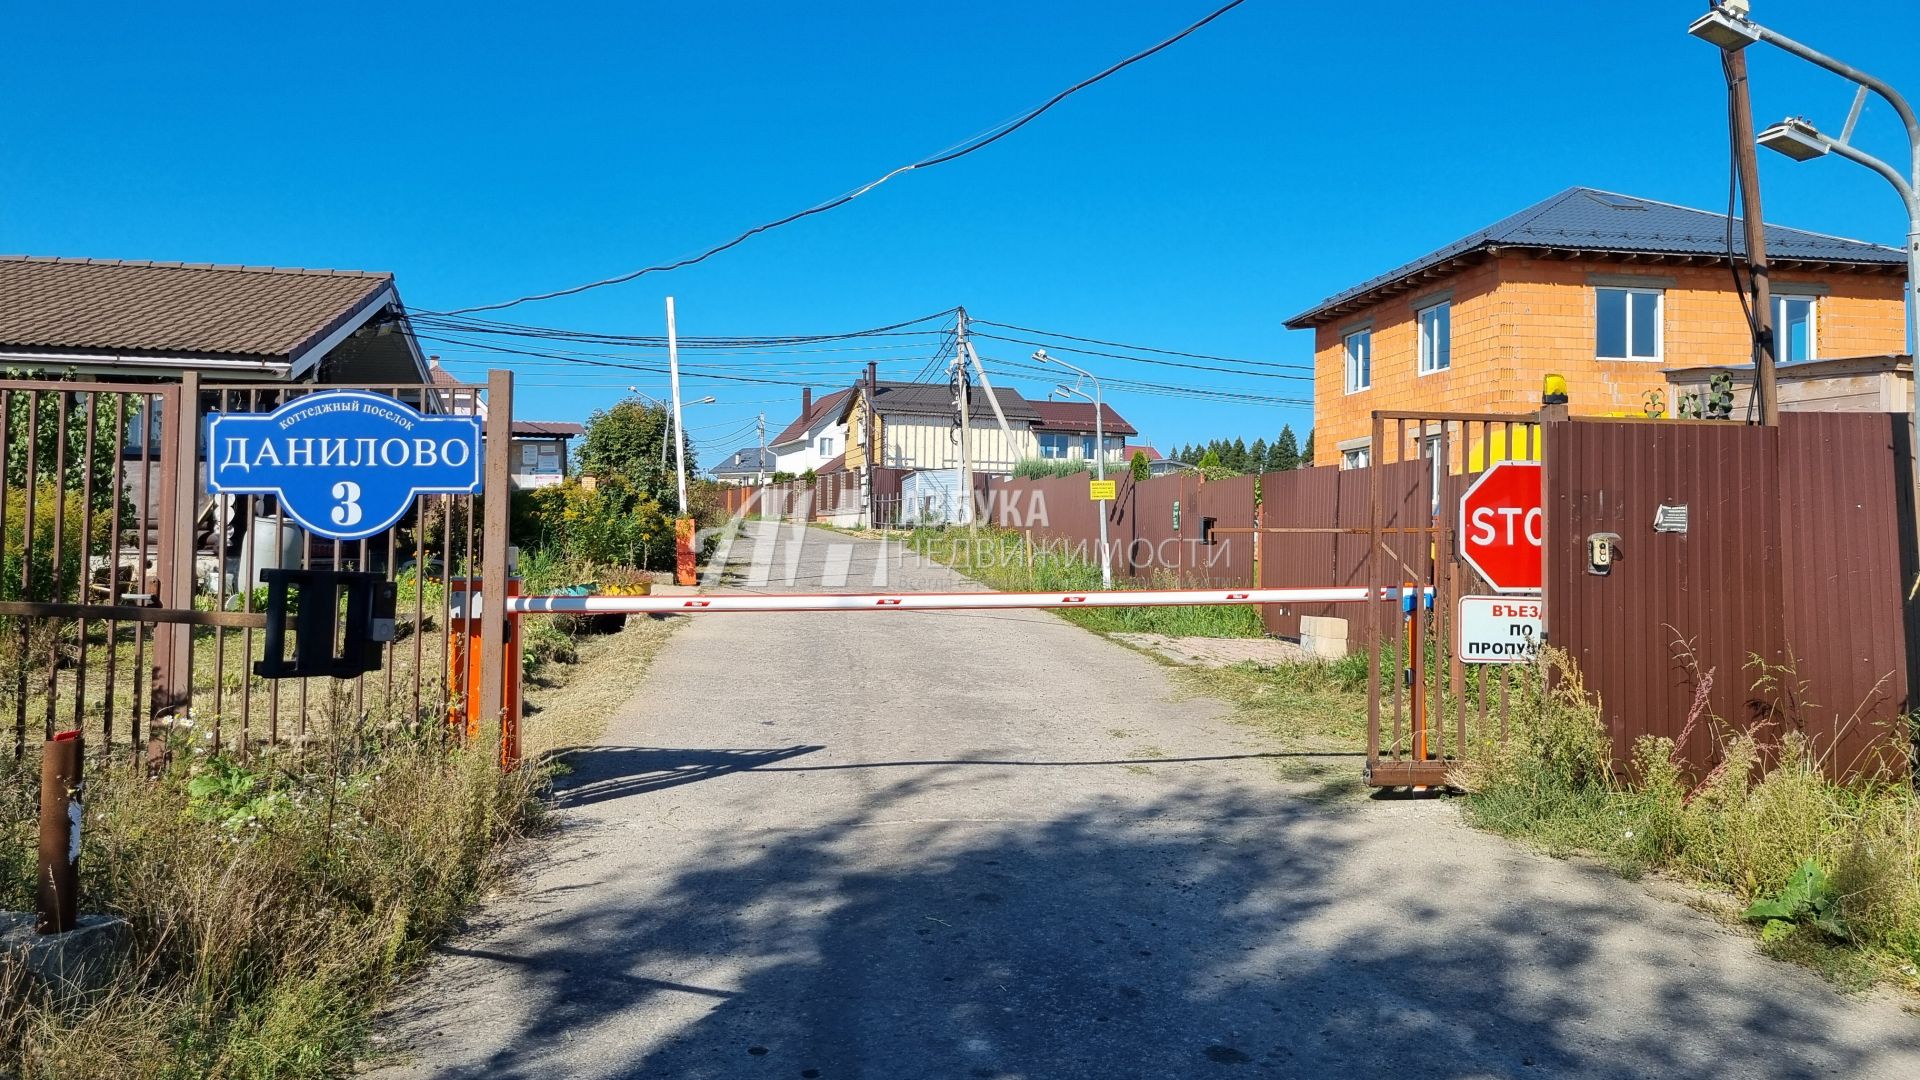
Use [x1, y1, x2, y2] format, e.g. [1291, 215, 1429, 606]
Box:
[0, 256, 394, 360]
[512, 420, 585, 438]
[847, 381, 1042, 423]
[770, 387, 852, 446]
[1027, 400, 1137, 437]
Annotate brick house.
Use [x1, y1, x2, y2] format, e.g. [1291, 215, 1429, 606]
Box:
[1284, 187, 1908, 467]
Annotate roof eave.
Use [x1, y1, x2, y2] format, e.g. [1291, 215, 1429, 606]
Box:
[1284, 245, 1907, 329]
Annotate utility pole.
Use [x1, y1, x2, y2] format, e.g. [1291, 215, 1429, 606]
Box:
[667, 296, 690, 512]
[1726, 49, 1780, 424]
[756, 412, 766, 486]
[955, 307, 976, 537]
[864, 360, 878, 527]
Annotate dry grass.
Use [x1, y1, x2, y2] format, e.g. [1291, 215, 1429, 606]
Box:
[1459, 648, 1920, 992]
[0, 603, 683, 1077]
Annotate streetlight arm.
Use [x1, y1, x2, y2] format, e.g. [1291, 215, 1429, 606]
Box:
[1814, 131, 1920, 209]
[1746, 19, 1920, 167]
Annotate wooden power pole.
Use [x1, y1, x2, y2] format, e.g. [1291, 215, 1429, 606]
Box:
[1726, 49, 1779, 425]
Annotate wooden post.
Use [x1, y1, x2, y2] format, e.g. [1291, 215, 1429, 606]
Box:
[478, 371, 514, 761]
[1726, 48, 1779, 424]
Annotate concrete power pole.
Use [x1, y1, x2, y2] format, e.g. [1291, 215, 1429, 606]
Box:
[1726, 49, 1779, 424]
[955, 307, 976, 537]
[756, 412, 766, 485]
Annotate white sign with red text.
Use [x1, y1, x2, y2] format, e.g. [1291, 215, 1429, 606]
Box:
[1457, 595, 1543, 664]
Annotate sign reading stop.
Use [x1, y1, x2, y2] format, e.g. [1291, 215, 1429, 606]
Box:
[1457, 461, 1543, 593]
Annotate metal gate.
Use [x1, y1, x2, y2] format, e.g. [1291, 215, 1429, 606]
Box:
[0, 370, 515, 768]
[1363, 410, 1541, 787]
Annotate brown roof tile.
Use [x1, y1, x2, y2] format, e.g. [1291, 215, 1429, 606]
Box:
[1027, 400, 1137, 437]
[770, 387, 852, 446]
[0, 255, 393, 360]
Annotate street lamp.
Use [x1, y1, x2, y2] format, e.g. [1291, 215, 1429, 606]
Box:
[1689, 2, 1920, 446]
[1034, 348, 1113, 589]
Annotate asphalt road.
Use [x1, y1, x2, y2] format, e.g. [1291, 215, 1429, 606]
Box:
[375, 522, 1920, 1079]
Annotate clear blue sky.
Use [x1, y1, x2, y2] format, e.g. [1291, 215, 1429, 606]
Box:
[4, 1, 1916, 463]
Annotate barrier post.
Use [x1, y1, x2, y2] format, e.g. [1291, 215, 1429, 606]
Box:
[675, 517, 696, 586]
[448, 578, 522, 765]
[36, 732, 83, 934]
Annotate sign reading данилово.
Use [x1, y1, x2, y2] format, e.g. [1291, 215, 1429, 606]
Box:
[204, 390, 483, 542]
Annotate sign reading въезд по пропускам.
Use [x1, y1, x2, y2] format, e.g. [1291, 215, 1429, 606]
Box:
[204, 390, 482, 542]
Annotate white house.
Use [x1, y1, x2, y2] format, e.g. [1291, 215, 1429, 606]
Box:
[768, 387, 851, 475]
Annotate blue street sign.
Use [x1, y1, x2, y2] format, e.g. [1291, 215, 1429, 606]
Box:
[205, 390, 483, 542]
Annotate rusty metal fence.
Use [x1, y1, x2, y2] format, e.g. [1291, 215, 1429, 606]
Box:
[0, 371, 513, 768]
[1356, 411, 1542, 787]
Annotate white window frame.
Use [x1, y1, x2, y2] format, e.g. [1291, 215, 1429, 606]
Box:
[1773, 293, 1818, 363]
[1038, 433, 1071, 460]
[1344, 328, 1372, 393]
[1341, 446, 1371, 470]
[1595, 286, 1664, 362]
[1416, 302, 1451, 375]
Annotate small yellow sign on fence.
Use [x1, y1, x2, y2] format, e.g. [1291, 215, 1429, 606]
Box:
[1088, 479, 1117, 502]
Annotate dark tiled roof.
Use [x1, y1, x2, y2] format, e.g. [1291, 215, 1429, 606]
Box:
[854, 380, 1041, 422]
[512, 420, 584, 438]
[1027, 400, 1137, 437]
[770, 387, 852, 446]
[1285, 187, 1906, 327]
[712, 446, 776, 474]
[0, 255, 394, 359]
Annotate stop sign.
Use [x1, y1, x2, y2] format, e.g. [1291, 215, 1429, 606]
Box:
[1457, 462, 1543, 593]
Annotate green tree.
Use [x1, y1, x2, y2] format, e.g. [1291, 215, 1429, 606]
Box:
[1248, 438, 1268, 472]
[1129, 449, 1151, 482]
[1301, 429, 1315, 467]
[1270, 425, 1300, 471]
[1229, 438, 1249, 471]
[1197, 449, 1222, 469]
[576, 397, 684, 506]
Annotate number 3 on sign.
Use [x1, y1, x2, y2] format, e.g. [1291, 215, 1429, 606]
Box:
[331, 481, 363, 527]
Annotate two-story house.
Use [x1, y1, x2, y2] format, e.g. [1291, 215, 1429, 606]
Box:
[840, 380, 1042, 474]
[1284, 187, 1908, 467]
[1028, 401, 1136, 463]
[768, 387, 851, 475]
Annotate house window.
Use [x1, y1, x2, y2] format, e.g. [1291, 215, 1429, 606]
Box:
[1080, 435, 1097, 459]
[817, 435, 836, 456]
[1039, 433, 1070, 459]
[1596, 287, 1662, 361]
[1416, 302, 1451, 374]
[1774, 294, 1817, 362]
[1344, 329, 1372, 392]
[1341, 445, 1371, 470]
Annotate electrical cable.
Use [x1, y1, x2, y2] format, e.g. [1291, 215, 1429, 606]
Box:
[970, 318, 1307, 370]
[971, 331, 1311, 381]
[435, 1, 1251, 314]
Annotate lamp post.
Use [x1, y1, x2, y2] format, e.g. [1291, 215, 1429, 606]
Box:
[1034, 349, 1112, 589]
[1690, 2, 1920, 444]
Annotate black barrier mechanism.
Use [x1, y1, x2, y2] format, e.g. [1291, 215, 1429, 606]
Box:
[253, 568, 397, 679]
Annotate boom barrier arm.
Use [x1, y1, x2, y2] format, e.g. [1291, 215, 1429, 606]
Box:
[504, 586, 1432, 616]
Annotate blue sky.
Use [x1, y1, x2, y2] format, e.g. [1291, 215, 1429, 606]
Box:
[4, 1, 1917, 463]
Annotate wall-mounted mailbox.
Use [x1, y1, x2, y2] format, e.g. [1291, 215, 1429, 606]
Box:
[253, 568, 397, 679]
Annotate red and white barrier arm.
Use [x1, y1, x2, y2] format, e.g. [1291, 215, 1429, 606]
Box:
[505, 586, 1432, 616]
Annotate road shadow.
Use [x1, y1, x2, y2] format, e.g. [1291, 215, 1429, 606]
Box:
[385, 770, 1920, 1080]
[548, 744, 827, 807]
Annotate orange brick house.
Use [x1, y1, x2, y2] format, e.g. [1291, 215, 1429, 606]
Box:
[1284, 187, 1908, 467]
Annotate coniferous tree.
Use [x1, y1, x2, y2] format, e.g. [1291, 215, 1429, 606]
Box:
[1301, 429, 1315, 467]
[1229, 438, 1249, 471]
[1249, 438, 1268, 472]
[1271, 425, 1300, 471]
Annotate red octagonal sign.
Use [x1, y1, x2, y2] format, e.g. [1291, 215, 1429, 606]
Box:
[1458, 461, 1543, 594]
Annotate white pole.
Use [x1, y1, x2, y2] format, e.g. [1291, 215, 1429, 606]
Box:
[507, 584, 1430, 616]
[1092, 377, 1112, 589]
[667, 296, 689, 515]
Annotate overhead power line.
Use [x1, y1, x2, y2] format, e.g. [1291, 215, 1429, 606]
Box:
[971, 331, 1311, 382]
[970, 318, 1307, 370]
[436, 0, 1251, 314]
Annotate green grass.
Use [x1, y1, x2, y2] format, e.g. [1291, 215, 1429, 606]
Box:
[906, 526, 1267, 638]
[1174, 655, 1369, 754]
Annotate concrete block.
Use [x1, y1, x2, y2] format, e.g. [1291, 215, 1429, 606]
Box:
[1299, 615, 1349, 641]
[2, 912, 130, 999]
